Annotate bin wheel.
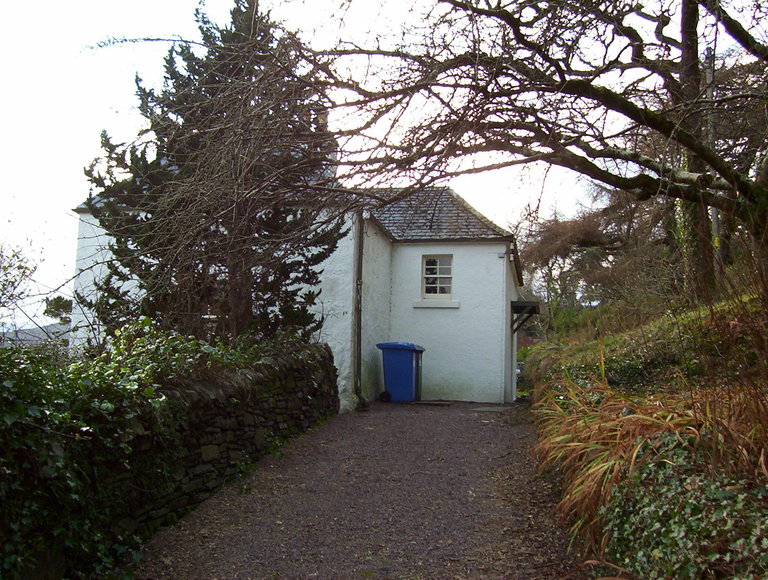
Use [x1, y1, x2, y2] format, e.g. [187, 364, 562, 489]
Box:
[378, 391, 392, 402]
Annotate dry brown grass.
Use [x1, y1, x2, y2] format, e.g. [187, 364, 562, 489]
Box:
[533, 380, 768, 553]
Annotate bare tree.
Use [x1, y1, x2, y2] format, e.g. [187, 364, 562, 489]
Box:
[0, 245, 35, 315]
[520, 187, 690, 335]
[324, 0, 768, 295]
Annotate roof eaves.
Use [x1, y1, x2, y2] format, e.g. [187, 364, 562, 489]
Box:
[511, 238, 525, 286]
[393, 235, 515, 244]
[367, 212, 399, 242]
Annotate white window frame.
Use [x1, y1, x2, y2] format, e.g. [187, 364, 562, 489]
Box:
[413, 254, 460, 309]
[422, 254, 453, 299]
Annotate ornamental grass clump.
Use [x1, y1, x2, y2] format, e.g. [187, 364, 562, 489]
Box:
[533, 382, 700, 546]
[534, 378, 768, 578]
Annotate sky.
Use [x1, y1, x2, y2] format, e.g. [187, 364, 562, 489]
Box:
[0, 0, 582, 326]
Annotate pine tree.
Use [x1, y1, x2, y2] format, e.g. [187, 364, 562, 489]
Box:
[84, 0, 344, 339]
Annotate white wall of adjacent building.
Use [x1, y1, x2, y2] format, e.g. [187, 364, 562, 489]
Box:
[359, 218, 393, 401]
[311, 215, 358, 412]
[69, 212, 112, 349]
[312, 216, 395, 411]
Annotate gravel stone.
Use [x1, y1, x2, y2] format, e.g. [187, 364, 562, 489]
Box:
[133, 402, 584, 579]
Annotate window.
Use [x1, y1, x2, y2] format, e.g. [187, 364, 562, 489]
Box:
[422, 255, 452, 299]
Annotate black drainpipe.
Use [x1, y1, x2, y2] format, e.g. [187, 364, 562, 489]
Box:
[352, 211, 365, 408]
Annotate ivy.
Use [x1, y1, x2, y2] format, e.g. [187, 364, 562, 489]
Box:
[601, 435, 768, 579]
[0, 319, 311, 578]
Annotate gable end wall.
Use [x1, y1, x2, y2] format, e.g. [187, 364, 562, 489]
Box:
[386, 241, 511, 403]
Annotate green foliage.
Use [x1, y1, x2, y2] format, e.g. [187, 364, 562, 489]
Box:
[602, 434, 768, 579]
[1, 343, 133, 577]
[43, 295, 73, 325]
[0, 319, 283, 578]
[524, 299, 762, 396]
[531, 294, 768, 579]
[535, 378, 768, 579]
[71, 317, 255, 390]
[534, 381, 698, 548]
[84, 0, 344, 340]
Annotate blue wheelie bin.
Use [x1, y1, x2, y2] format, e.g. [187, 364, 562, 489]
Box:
[376, 342, 425, 402]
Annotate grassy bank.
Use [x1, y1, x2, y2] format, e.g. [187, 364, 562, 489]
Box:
[526, 298, 768, 578]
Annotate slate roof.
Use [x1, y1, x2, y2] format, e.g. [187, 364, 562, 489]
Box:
[1, 323, 69, 346]
[73, 196, 108, 214]
[370, 187, 513, 242]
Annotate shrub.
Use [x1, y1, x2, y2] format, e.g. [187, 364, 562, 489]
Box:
[0, 319, 290, 577]
[0, 328, 174, 577]
[602, 434, 768, 579]
[534, 379, 768, 566]
[533, 382, 700, 548]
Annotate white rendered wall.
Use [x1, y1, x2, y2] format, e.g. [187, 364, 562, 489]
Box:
[359, 219, 393, 401]
[503, 253, 520, 402]
[70, 212, 142, 349]
[312, 216, 357, 412]
[70, 212, 112, 349]
[388, 242, 512, 403]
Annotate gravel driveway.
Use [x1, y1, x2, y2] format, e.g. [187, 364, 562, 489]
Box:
[133, 402, 583, 579]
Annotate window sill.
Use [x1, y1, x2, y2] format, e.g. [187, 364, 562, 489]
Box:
[412, 300, 460, 309]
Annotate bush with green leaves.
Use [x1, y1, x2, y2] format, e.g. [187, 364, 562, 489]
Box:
[602, 434, 768, 579]
[1, 326, 177, 576]
[1, 319, 299, 578]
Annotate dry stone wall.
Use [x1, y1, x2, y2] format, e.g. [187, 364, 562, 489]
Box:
[117, 344, 339, 537]
[22, 343, 339, 580]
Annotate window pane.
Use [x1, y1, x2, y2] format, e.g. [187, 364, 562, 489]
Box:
[423, 255, 452, 299]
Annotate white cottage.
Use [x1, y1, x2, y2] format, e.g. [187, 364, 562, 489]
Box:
[71, 187, 525, 412]
[314, 187, 525, 411]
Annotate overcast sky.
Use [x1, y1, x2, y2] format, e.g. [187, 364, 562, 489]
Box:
[0, 0, 580, 325]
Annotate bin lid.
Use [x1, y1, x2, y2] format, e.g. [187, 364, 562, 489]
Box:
[376, 342, 425, 352]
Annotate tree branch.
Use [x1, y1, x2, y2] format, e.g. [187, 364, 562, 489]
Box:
[698, 0, 768, 62]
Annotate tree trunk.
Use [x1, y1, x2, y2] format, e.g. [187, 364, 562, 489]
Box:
[681, 201, 715, 298]
[680, 0, 716, 300]
[748, 160, 768, 280]
[227, 255, 253, 338]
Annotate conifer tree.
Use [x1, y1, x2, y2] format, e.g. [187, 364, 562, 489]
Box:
[84, 0, 344, 339]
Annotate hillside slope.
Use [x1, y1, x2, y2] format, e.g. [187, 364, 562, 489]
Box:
[525, 300, 768, 579]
